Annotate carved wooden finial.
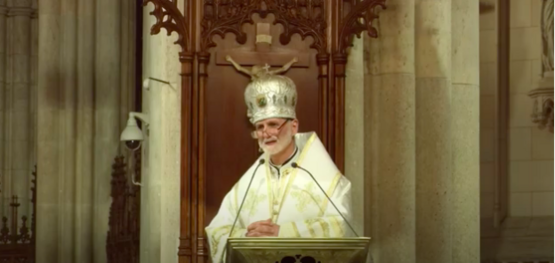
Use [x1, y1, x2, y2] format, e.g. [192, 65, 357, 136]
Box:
[479, 0, 495, 14]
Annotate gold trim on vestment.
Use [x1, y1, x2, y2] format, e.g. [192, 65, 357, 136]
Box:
[316, 218, 331, 237]
[318, 171, 342, 217]
[329, 216, 344, 236]
[292, 222, 302, 237]
[208, 225, 233, 259]
[305, 219, 318, 237]
[233, 183, 239, 212]
[265, 163, 274, 218]
[270, 133, 317, 223]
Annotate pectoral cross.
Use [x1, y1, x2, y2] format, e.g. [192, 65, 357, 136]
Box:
[216, 23, 310, 68]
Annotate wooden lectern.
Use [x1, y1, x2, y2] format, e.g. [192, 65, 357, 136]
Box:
[225, 237, 371, 263]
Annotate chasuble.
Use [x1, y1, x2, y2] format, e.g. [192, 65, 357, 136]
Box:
[205, 132, 353, 263]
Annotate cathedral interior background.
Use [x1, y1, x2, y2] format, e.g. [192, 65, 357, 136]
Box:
[0, 0, 552, 262]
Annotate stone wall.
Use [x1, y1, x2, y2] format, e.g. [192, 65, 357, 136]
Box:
[507, 0, 554, 217]
[36, 0, 136, 262]
[479, 0, 499, 225]
[0, 0, 37, 220]
[343, 1, 481, 262]
[139, 1, 182, 262]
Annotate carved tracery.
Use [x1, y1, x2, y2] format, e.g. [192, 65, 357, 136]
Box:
[144, 0, 386, 54]
[143, 0, 189, 51]
[201, 0, 328, 53]
[337, 0, 386, 54]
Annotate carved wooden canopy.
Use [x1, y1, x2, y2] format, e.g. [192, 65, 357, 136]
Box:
[142, 0, 386, 262]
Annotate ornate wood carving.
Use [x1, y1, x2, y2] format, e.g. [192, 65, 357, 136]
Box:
[143, 0, 189, 52]
[0, 166, 37, 263]
[330, 0, 386, 169]
[106, 151, 142, 263]
[142, 1, 386, 262]
[479, 0, 495, 14]
[200, 1, 328, 53]
[336, 0, 385, 55]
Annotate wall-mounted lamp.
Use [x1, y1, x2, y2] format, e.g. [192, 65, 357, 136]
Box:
[120, 112, 150, 151]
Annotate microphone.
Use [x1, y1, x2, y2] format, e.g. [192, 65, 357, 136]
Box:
[291, 162, 359, 237]
[229, 159, 265, 238]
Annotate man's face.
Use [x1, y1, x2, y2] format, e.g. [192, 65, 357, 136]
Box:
[254, 118, 298, 155]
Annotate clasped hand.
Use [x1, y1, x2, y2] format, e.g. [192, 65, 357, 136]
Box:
[246, 219, 279, 237]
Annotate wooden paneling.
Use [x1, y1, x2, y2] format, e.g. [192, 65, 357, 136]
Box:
[142, 1, 387, 262]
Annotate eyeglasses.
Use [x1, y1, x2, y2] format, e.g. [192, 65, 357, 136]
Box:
[251, 119, 290, 139]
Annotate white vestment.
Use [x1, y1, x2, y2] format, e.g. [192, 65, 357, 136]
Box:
[205, 132, 353, 263]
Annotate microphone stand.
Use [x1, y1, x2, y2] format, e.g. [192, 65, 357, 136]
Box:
[291, 162, 359, 237]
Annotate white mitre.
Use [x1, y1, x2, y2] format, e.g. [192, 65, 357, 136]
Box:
[244, 72, 297, 124]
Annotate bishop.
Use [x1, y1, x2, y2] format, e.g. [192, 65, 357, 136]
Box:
[205, 58, 353, 263]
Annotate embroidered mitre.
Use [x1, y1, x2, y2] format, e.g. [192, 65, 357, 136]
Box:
[244, 73, 297, 124]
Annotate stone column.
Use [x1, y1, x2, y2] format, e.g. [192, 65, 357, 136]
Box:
[30, 0, 38, 217]
[363, 30, 379, 244]
[58, 0, 78, 260]
[74, 0, 95, 261]
[345, 36, 365, 234]
[94, 0, 122, 262]
[140, 2, 182, 262]
[140, 7, 161, 263]
[31, 1, 37, 141]
[414, 0, 452, 262]
[366, 0, 416, 262]
[139, 13, 156, 261]
[37, 0, 130, 262]
[8, 0, 33, 218]
[451, 0, 480, 262]
[37, 0, 61, 261]
[120, 0, 136, 129]
[0, 1, 6, 214]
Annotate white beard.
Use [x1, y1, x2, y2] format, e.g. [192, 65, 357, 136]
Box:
[259, 129, 293, 155]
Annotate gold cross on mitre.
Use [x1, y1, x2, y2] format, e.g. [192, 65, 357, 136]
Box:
[216, 22, 310, 68]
